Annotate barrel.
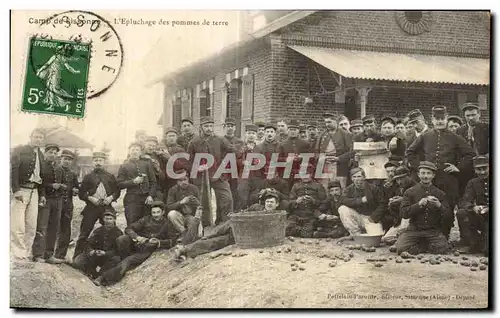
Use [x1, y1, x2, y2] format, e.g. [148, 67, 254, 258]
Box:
[229, 210, 287, 249]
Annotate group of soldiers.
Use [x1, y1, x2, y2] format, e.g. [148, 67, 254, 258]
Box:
[10, 101, 489, 286]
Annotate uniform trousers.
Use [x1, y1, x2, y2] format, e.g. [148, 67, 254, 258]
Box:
[31, 196, 62, 259]
[396, 227, 449, 255]
[11, 187, 39, 260]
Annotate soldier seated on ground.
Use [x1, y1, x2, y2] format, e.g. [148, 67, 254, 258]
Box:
[286, 166, 327, 238]
[166, 171, 201, 245]
[381, 166, 416, 245]
[72, 208, 123, 280]
[173, 190, 282, 261]
[94, 201, 177, 286]
[456, 155, 490, 256]
[315, 180, 349, 239]
[396, 162, 452, 255]
[337, 168, 385, 238]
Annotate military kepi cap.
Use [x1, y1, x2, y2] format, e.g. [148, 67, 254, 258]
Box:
[327, 179, 342, 189]
[60, 149, 75, 159]
[350, 119, 363, 129]
[322, 112, 337, 120]
[92, 151, 107, 159]
[264, 122, 277, 130]
[299, 124, 307, 132]
[473, 155, 489, 168]
[407, 109, 424, 123]
[255, 121, 266, 128]
[384, 160, 400, 169]
[306, 123, 317, 129]
[245, 124, 258, 132]
[128, 141, 144, 150]
[381, 116, 396, 126]
[393, 166, 410, 180]
[432, 106, 447, 117]
[103, 207, 117, 218]
[165, 127, 179, 135]
[44, 143, 60, 152]
[200, 116, 214, 125]
[151, 201, 165, 210]
[288, 119, 300, 129]
[447, 115, 463, 125]
[144, 136, 159, 143]
[181, 117, 194, 125]
[224, 117, 236, 125]
[418, 161, 437, 171]
[461, 102, 480, 113]
[362, 114, 375, 124]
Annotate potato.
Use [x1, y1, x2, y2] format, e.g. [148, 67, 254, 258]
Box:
[452, 260, 458, 264]
[344, 257, 350, 262]
[299, 266, 306, 271]
[291, 267, 297, 271]
[421, 258, 429, 263]
[299, 240, 305, 244]
[325, 238, 331, 242]
[396, 258, 403, 263]
[416, 254, 423, 260]
[462, 261, 471, 267]
[471, 261, 479, 267]
[301, 259, 307, 263]
[329, 261, 337, 268]
[348, 252, 354, 258]
[470, 267, 477, 272]
[276, 249, 282, 253]
[259, 250, 264, 253]
[295, 256, 301, 262]
[480, 257, 489, 265]
[405, 259, 411, 263]
[400, 251, 410, 259]
[453, 251, 460, 256]
[389, 246, 397, 253]
[479, 265, 487, 270]
[374, 263, 383, 268]
[462, 256, 469, 261]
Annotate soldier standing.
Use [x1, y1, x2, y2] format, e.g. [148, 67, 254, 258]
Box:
[31, 143, 61, 263]
[255, 121, 266, 145]
[222, 117, 245, 205]
[279, 119, 312, 188]
[406, 106, 476, 239]
[353, 115, 384, 142]
[53, 150, 79, 262]
[117, 142, 157, 226]
[187, 116, 236, 224]
[349, 119, 364, 135]
[316, 113, 353, 189]
[161, 127, 188, 198]
[142, 136, 168, 201]
[11, 128, 46, 261]
[395, 119, 407, 136]
[306, 123, 318, 150]
[74, 152, 120, 259]
[405, 109, 429, 146]
[338, 115, 351, 132]
[456, 102, 489, 156]
[380, 116, 406, 159]
[276, 119, 289, 143]
[176, 117, 196, 151]
[456, 155, 490, 255]
[447, 115, 463, 134]
[299, 124, 308, 140]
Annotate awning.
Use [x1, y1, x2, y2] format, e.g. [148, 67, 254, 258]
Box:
[288, 45, 490, 86]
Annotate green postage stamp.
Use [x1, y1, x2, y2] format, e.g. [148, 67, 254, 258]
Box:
[22, 38, 91, 118]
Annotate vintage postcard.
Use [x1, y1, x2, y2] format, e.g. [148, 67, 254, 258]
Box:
[10, 10, 490, 309]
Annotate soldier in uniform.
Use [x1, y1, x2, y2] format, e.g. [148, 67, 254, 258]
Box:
[276, 119, 289, 143]
[74, 152, 120, 259]
[117, 142, 157, 226]
[134, 130, 147, 145]
[353, 115, 384, 142]
[187, 116, 236, 224]
[142, 136, 168, 201]
[222, 117, 245, 205]
[254, 122, 280, 171]
[31, 143, 61, 263]
[349, 119, 364, 135]
[447, 115, 463, 134]
[95, 201, 177, 286]
[380, 116, 406, 158]
[338, 115, 351, 132]
[405, 109, 429, 147]
[397, 161, 451, 255]
[53, 150, 79, 262]
[166, 171, 201, 245]
[306, 123, 318, 150]
[286, 165, 327, 238]
[315, 113, 353, 189]
[161, 127, 189, 199]
[406, 106, 476, 238]
[11, 128, 46, 261]
[176, 117, 197, 150]
[278, 119, 312, 188]
[255, 121, 266, 145]
[243, 124, 258, 151]
[395, 118, 407, 136]
[338, 168, 385, 237]
[315, 180, 349, 238]
[73, 208, 123, 280]
[299, 124, 308, 140]
[456, 155, 490, 255]
[456, 102, 489, 156]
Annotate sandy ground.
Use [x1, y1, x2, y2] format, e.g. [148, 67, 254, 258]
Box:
[10, 196, 489, 309]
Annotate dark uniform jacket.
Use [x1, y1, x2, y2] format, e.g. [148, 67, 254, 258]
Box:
[142, 151, 168, 188]
[277, 133, 288, 143]
[60, 165, 79, 207]
[319, 195, 343, 215]
[316, 129, 353, 177]
[42, 161, 63, 198]
[85, 225, 123, 257]
[254, 139, 280, 171]
[187, 135, 236, 180]
[289, 180, 326, 218]
[456, 122, 489, 156]
[166, 183, 200, 213]
[353, 131, 384, 142]
[341, 182, 386, 222]
[117, 158, 157, 196]
[160, 143, 188, 188]
[405, 129, 475, 173]
[400, 183, 451, 231]
[11, 144, 45, 195]
[125, 215, 177, 249]
[458, 177, 490, 212]
[79, 169, 120, 203]
[177, 132, 196, 151]
[383, 133, 406, 159]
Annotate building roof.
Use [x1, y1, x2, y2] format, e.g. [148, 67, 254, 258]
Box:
[149, 11, 316, 87]
[43, 127, 95, 149]
[289, 45, 490, 85]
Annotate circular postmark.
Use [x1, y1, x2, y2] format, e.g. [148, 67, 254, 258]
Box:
[32, 10, 123, 99]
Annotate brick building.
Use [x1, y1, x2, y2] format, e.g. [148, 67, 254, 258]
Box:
[157, 11, 490, 137]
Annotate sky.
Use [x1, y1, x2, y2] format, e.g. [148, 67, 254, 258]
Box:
[11, 10, 241, 160]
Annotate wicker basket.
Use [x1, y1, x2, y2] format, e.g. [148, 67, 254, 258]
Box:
[229, 210, 287, 249]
